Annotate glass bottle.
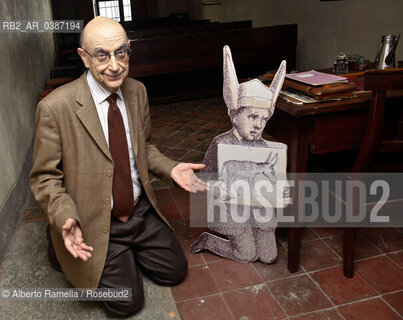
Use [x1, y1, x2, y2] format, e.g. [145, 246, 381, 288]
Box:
[333, 52, 349, 74]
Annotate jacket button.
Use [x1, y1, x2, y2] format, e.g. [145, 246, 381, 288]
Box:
[103, 227, 109, 234]
[104, 199, 110, 205]
[106, 169, 113, 177]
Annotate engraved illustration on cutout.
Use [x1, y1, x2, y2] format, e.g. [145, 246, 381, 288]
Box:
[190, 45, 288, 263]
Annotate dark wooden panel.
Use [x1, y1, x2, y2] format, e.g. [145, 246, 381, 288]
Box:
[73, 0, 94, 25]
[129, 24, 297, 77]
[121, 18, 210, 30]
[311, 111, 368, 154]
[364, 68, 403, 91]
[127, 20, 252, 39]
[310, 95, 403, 154]
[128, 23, 297, 102]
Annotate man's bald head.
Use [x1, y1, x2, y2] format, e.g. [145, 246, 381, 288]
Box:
[79, 16, 128, 49]
[77, 16, 130, 93]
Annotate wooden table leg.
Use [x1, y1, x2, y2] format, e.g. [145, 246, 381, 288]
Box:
[343, 227, 357, 278]
[266, 109, 312, 274]
[288, 227, 302, 272]
[286, 116, 311, 273]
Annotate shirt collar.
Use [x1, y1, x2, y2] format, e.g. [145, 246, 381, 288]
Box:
[86, 70, 123, 105]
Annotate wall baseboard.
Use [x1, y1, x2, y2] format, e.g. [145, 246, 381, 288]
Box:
[0, 140, 34, 261]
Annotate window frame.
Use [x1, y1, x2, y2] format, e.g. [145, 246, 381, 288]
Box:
[95, 0, 133, 22]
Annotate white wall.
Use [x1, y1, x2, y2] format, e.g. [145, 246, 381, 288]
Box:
[0, 0, 55, 211]
[200, 0, 403, 70]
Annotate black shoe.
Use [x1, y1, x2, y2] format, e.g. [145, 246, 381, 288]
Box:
[46, 224, 62, 272]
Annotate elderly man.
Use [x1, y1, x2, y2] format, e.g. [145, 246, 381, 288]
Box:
[30, 16, 207, 316]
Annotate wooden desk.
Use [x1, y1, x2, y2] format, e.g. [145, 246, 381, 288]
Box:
[265, 91, 403, 272]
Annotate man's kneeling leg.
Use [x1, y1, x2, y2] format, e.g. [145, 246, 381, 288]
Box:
[99, 244, 144, 316]
[133, 210, 188, 286]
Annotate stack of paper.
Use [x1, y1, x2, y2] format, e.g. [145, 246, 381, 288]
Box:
[280, 70, 357, 104]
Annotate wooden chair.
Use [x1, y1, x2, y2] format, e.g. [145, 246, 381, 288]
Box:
[343, 68, 403, 278]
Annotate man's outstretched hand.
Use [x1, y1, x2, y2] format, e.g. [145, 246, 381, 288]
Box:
[171, 163, 209, 193]
[62, 218, 94, 261]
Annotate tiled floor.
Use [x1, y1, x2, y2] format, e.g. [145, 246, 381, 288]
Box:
[157, 185, 403, 320]
[150, 97, 403, 320]
[8, 96, 402, 319]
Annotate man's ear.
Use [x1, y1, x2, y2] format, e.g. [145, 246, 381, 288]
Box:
[77, 48, 90, 69]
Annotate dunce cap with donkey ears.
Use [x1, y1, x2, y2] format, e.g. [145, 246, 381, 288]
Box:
[223, 45, 287, 117]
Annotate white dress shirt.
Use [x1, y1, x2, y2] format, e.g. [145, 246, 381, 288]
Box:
[86, 71, 142, 208]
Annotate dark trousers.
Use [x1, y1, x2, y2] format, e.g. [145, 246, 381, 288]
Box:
[98, 194, 187, 316]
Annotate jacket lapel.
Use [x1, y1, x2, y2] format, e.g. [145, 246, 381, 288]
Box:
[121, 81, 139, 158]
[75, 73, 112, 161]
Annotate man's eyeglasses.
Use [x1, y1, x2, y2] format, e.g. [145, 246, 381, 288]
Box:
[81, 46, 131, 64]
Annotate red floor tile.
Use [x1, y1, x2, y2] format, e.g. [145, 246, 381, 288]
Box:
[170, 187, 190, 202]
[171, 265, 219, 301]
[324, 233, 382, 261]
[302, 228, 319, 242]
[387, 250, 403, 268]
[223, 284, 286, 320]
[311, 228, 343, 238]
[359, 228, 403, 253]
[188, 226, 223, 243]
[290, 309, 344, 320]
[299, 239, 342, 272]
[154, 188, 175, 205]
[337, 298, 401, 320]
[267, 274, 332, 316]
[177, 200, 190, 220]
[157, 135, 180, 148]
[164, 123, 188, 133]
[173, 138, 200, 150]
[176, 295, 233, 320]
[170, 219, 193, 241]
[202, 250, 226, 263]
[180, 150, 205, 163]
[189, 226, 210, 239]
[355, 256, 403, 294]
[312, 266, 377, 305]
[382, 291, 403, 317]
[205, 119, 230, 130]
[253, 247, 303, 281]
[186, 197, 208, 223]
[159, 203, 183, 221]
[208, 260, 263, 292]
[180, 240, 205, 267]
[155, 114, 179, 124]
[163, 148, 189, 161]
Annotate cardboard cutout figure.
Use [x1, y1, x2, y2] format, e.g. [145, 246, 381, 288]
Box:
[190, 46, 288, 263]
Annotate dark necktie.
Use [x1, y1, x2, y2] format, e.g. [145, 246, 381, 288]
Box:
[107, 93, 134, 222]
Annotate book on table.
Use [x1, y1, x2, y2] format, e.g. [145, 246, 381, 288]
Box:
[261, 69, 358, 104]
[285, 70, 348, 86]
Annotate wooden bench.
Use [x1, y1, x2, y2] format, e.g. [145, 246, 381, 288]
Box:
[121, 17, 211, 31]
[128, 23, 298, 103]
[126, 20, 252, 40]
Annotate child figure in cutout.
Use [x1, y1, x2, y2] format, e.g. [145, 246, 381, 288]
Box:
[190, 46, 288, 263]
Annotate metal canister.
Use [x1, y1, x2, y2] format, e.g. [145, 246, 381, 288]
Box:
[374, 34, 399, 69]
